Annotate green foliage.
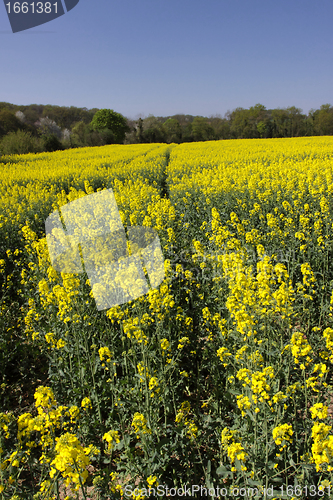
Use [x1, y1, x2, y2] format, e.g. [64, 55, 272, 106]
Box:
[41, 104, 98, 129]
[71, 120, 88, 146]
[257, 121, 266, 138]
[163, 118, 182, 143]
[142, 115, 165, 143]
[192, 116, 215, 141]
[42, 134, 64, 153]
[0, 130, 43, 155]
[1, 100, 333, 156]
[90, 109, 129, 143]
[313, 104, 333, 136]
[0, 109, 22, 138]
[97, 128, 115, 145]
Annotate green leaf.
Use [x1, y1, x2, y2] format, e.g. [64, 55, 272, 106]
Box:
[235, 457, 243, 471]
[216, 465, 232, 478]
[247, 479, 262, 487]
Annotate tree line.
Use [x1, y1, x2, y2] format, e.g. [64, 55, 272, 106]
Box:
[1, 102, 333, 156]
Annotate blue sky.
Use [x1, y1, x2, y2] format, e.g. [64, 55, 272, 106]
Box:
[1, 0, 332, 119]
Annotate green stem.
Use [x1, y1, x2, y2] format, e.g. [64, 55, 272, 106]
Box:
[73, 459, 88, 500]
[86, 338, 103, 425]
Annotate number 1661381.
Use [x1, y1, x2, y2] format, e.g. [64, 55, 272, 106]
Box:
[5, 2, 59, 14]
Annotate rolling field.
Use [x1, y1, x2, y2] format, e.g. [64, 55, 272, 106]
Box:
[1, 137, 333, 499]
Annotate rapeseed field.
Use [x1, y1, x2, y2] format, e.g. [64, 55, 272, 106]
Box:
[1, 137, 333, 499]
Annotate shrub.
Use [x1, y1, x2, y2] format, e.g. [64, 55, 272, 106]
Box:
[42, 134, 64, 152]
[0, 130, 42, 155]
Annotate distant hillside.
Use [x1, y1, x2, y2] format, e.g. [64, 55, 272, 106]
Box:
[0, 102, 98, 130]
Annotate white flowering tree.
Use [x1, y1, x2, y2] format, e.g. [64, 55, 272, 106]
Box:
[35, 116, 62, 139]
[15, 110, 26, 123]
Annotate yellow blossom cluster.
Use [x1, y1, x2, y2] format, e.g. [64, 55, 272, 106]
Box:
[0, 386, 97, 495]
[131, 413, 152, 439]
[311, 422, 333, 472]
[221, 427, 247, 465]
[287, 332, 313, 367]
[103, 430, 121, 452]
[272, 423, 293, 451]
[175, 402, 198, 440]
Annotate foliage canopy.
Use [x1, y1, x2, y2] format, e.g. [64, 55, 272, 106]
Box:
[90, 108, 129, 143]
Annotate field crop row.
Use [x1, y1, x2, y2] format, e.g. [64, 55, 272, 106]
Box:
[1, 137, 333, 499]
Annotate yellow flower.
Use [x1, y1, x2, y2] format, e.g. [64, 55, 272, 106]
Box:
[227, 442, 247, 463]
[319, 479, 331, 489]
[217, 347, 232, 367]
[185, 420, 198, 440]
[147, 475, 158, 486]
[50, 432, 93, 490]
[103, 430, 120, 452]
[99, 346, 111, 363]
[81, 397, 92, 410]
[45, 332, 56, 346]
[131, 413, 151, 437]
[237, 395, 251, 416]
[177, 337, 190, 349]
[288, 332, 312, 365]
[69, 405, 80, 422]
[34, 386, 56, 409]
[272, 391, 287, 404]
[56, 339, 66, 349]
[175, 402, 191, 424]
[148, 376, 160, 397]
[310, 403, 328, 420]
[160, 338, 170, 351]
[311, 422, 333, 471]
[272, 423, 293, 448]
[221, 427, 235, 448]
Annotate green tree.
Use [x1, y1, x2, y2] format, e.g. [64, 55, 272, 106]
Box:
[71, 121, 87, 146]
[71, 121, 114, 148]
[0, 110, 22, 138]
[229, 108, 249, 138]
[182, 122, 194, 142]
[271, 108, 289, 137]
[285, 106, 306, 137]
[41, 105, 97, 130]
[163, 118, 182, 143]
[142, 115, 165, 143]
[192, 117, 215, 141]
[209, 115, 230, 140]
[270, 107, 306, 138]
[257, 121, 267, 138]
[90, 109, 129, 144]
[248, 104, 268, 137]
[23, 107, 40, 125]
[313, 104, 333, 136]
[136, 117, 144, 143]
